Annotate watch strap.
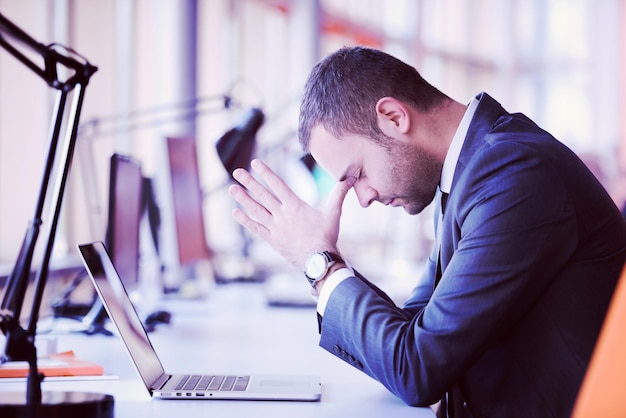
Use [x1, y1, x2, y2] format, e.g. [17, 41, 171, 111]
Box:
[324, 251, 343, 264]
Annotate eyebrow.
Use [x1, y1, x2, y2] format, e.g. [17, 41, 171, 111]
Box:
[338, 162, 356, 183]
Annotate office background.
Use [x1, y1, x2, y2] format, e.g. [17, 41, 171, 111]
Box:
[0, 0, 624, 294]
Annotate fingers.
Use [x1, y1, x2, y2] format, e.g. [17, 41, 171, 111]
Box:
[230, 205, 270, 240]
[229, 181, 274, 241]
[232, 164, 281, 214]
[229, 182, 270, 220]
[229, 159, 300, 240]
[248, 159, 301, 205]
[228, 159, 351, 269]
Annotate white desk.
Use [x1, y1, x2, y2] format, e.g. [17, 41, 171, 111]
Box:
[0, 282, 434, 417]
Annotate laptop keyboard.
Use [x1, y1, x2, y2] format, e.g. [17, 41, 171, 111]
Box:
[175, 375, 250, 392]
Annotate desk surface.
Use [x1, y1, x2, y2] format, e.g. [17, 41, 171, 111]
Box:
[0, 282, 434, 417]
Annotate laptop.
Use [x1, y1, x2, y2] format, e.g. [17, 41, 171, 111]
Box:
[77, 241, 322, 401]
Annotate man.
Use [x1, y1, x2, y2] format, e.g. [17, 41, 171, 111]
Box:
[228, 46, 626, 417]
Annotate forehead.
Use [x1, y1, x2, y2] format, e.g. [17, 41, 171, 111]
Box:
[309, 125, 387, 183]
[308, 125, 361, 181]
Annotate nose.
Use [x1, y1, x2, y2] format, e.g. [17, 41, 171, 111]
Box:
[353, 181, 377, 208]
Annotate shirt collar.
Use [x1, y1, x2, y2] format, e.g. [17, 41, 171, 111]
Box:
[440, 96, 480, 193]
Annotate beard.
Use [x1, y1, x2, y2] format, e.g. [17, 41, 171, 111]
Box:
[384, 141, 442, 215]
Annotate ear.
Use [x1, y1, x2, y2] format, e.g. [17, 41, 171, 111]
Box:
[375, 97, 411, 138]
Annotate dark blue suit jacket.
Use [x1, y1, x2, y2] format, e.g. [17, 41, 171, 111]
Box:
[318, 93, 626, 417]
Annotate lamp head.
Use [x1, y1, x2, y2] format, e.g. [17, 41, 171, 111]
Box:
[216, 108, 264, 177]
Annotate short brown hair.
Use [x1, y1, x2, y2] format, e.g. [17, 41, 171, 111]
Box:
[298, 46, 448, 151]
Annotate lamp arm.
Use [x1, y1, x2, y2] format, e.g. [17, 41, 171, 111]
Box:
[0, 12, 98, 324]
[0, 12, 98, 407]
[77, 94, 233, 140]
[0, 13, 97, 90]
[28, 83, 88, 336]
[0, 90, 69, 319]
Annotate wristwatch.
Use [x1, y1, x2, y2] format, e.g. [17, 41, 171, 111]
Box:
[304, 251, 344, 286]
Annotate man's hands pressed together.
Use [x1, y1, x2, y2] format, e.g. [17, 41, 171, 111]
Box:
[228, 159, 355, 274]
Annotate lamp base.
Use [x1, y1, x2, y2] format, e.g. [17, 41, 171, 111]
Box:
[0, 391, 114, 418]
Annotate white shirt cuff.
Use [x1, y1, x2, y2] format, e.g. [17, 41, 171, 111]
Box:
[316, 267, 354, 316]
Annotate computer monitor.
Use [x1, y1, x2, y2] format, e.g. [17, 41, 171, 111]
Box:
[105, 153, 143, 289]
[79, 153, 143, 335]
[166, 136, 211, 267]
[51, 153, 143, 326]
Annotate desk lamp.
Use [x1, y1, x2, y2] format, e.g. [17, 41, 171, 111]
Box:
[216, 107, 264, 176]
[0, 12, 113, 417]
[215, 108, 265, 282]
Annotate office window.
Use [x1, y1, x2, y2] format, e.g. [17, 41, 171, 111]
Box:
[1, 0, 623, 271]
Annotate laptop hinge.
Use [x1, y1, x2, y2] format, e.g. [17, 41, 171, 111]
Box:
[152, 373, 172, 391]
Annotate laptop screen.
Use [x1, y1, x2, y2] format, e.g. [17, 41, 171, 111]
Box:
[78, 241, 165, 390]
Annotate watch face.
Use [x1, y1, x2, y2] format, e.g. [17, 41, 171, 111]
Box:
[305, 253, 327, 281]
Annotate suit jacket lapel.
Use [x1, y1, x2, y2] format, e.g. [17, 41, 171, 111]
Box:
[436, 93, 509, 283]
[450, 93, 508, 196]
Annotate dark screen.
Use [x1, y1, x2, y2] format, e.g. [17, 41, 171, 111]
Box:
[166, 137, 210, 266]
[106, 154, 143, 288]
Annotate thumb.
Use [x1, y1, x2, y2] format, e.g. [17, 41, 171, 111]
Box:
[325, 176, 356, 217]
